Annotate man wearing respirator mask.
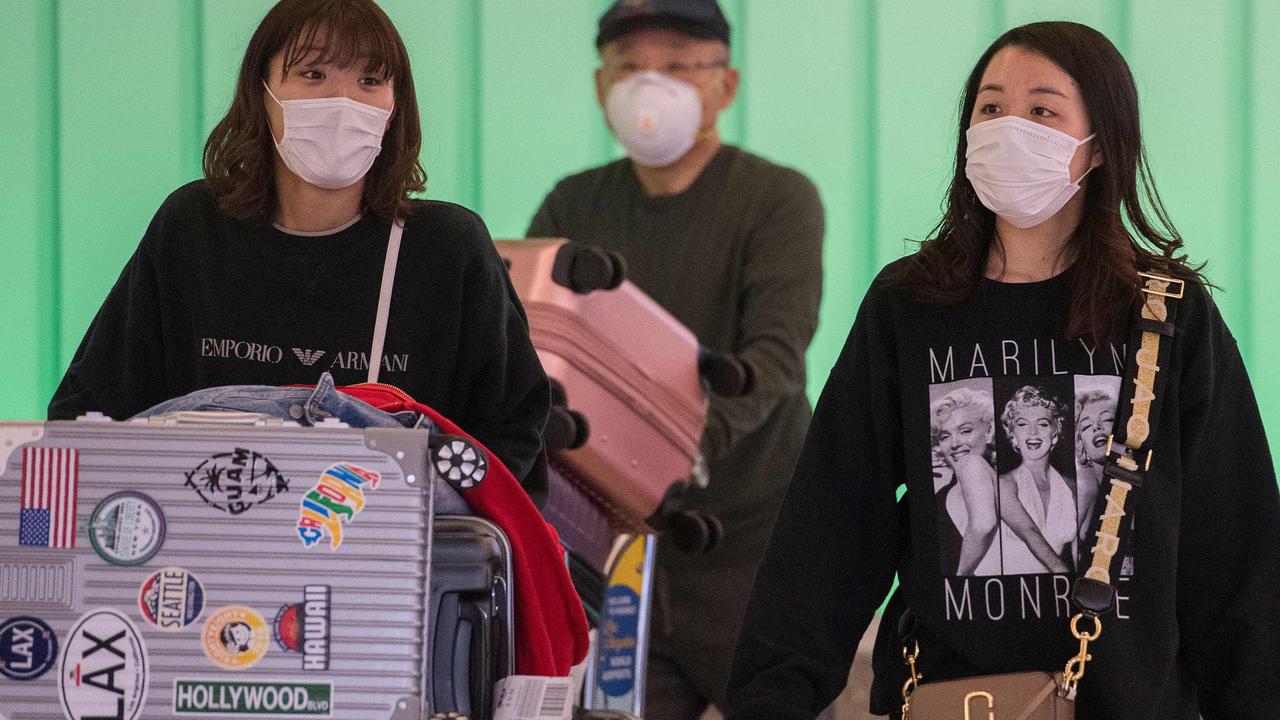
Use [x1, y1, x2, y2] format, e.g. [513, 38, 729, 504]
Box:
[527, 1, 825, 717]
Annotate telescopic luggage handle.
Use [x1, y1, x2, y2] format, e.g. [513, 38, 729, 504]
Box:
[142, 410, 292, 427]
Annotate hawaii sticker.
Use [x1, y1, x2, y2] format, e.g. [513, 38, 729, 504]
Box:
[59, 608, 149, 720]
[173, 679, 333, 716]
[202, 606, 270, 671]
[0, 615, 58, 681]
[295, 464, 381, 550]
[273, 585, 331, 671]
[138, 567, 206, 632]
[87, 491, 166, 566]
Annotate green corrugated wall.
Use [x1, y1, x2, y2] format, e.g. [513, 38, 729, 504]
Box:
[2, 0, 1276, 465]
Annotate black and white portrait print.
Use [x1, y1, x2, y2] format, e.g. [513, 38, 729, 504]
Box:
[930, 378, 1001, 576]
[932, 374, 1129, 578]
[1072, 374, 1131, 576]
[992, 377, 1079, 576]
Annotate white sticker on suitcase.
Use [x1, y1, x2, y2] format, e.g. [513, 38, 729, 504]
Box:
[58, 608, 149, 720]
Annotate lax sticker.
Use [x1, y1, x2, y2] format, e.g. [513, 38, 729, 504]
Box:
[58, 608, 149, 720]
[0, 615, 57, 681]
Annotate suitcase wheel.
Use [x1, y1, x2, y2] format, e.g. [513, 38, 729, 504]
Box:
[544, 406, 590, 452]
[656, 509, 724, 555]
[431, 436, 488, 490]
[698, 346, 753, 397]
[551, 244, 627, 294]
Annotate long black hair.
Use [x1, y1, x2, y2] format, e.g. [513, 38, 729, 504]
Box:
[903, 21, 1203, 343]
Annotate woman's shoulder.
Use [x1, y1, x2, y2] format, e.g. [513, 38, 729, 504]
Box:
[403, 200, 489, 243]
[137, 180, 230, 253]
[152, 180, 223, 223]
[401, 200, 505, 269]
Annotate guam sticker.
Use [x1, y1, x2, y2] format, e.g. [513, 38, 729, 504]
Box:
[138, 567, 205, 632]
[202, 606, 270, 671]
[295, 464, 381, 550]
[59, 608, 149, 720]
[87, 491, 166, 566]
[0, 615, 58, 681]
[185, 448, 289, 516]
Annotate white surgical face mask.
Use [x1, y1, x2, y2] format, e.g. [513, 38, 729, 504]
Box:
[605, 71, 702, 168]
[264, 82, 392, 190]
[964, 116, 1096, 229]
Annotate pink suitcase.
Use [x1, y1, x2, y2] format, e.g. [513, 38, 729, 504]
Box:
[496, 239, 745, 544]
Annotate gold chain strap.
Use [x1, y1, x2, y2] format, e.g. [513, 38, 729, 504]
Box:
[901, 639, 922, 719]
[1062, 613, 1102, 696]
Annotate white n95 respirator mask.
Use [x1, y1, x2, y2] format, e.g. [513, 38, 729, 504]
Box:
[605, 71, 702, 168]
[964, 116, 1096, 229]
[264, 82, 392, 190]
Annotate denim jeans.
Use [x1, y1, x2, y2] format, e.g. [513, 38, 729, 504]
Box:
[133, 372, 469, 514]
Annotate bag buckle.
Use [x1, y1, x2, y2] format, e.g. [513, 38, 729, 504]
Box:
[1062, 614, 1102, 696]
[1138, 271, 1185, 299]
[901, 640, 922, 719]
[1105, 434, 1152, 473]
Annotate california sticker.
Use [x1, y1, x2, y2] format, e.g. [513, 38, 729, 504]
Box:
[295, 464, 381, 550]
[202, 606, 270, 671]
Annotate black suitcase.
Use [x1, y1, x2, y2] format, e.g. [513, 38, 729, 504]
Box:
[429, 515, 515, 720]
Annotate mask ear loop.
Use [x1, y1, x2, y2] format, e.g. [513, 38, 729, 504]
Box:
[1069, 134, 1099, 185]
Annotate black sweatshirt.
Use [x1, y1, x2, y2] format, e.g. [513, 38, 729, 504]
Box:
[48, 181, 550, 495]
[726, 259, 1280, 719]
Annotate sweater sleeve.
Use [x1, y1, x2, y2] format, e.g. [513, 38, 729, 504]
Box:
[453, 212, 552, 503]
[48, 215, 170, 421]
[703, 171, 824, 459]
[725, 284, 901, 720]
[1174, 290, 1280, 718]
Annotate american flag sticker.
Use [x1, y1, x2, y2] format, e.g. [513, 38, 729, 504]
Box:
[19, 447, 80, 549]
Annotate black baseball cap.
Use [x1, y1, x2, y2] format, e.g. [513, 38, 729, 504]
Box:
[596, 0, 730, 49]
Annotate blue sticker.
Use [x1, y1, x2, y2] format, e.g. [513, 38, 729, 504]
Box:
[597, 586, 640, 698]
[0, 615, 58, 681]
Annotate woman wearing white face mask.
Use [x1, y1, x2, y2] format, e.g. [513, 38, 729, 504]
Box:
[49, 0, 552, 500]
[727, 21, 1279, 720]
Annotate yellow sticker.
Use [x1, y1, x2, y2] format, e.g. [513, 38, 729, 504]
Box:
[202, 605, 270, 671]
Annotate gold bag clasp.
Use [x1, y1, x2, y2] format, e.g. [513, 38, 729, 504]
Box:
[963, 691, 995, 720]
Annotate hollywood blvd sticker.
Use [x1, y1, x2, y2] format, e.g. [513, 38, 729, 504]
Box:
[185, 448, 289, 516]
[58, 608, 149, 720]
[0, 615, 58, 681]
[296, 464, 381, 550]
[203, 606, 270, 671]
[173, 679, 333, 716]
[138, 567, 206, 632]
[272, 585, 331, 671]
[87, 492, 166, 566]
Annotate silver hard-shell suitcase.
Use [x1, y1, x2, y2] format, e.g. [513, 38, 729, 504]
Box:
[0, 417, 441, 720]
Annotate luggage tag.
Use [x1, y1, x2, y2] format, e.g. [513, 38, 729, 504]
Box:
[492, 676, 575, 720]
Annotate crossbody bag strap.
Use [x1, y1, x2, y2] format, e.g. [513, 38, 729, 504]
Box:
[367, 218, 405, 384]
[1061, 271, 1185, 694]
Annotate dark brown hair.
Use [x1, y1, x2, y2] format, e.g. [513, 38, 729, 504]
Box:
[902, 21, 1202, 342]
[203, 0, 425, 223]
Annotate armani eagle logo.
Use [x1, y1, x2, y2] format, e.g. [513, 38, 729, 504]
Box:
[292, 348, 326, 367]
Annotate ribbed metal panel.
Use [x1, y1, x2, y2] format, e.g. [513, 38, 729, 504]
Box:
[0, 420, 435, 720]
